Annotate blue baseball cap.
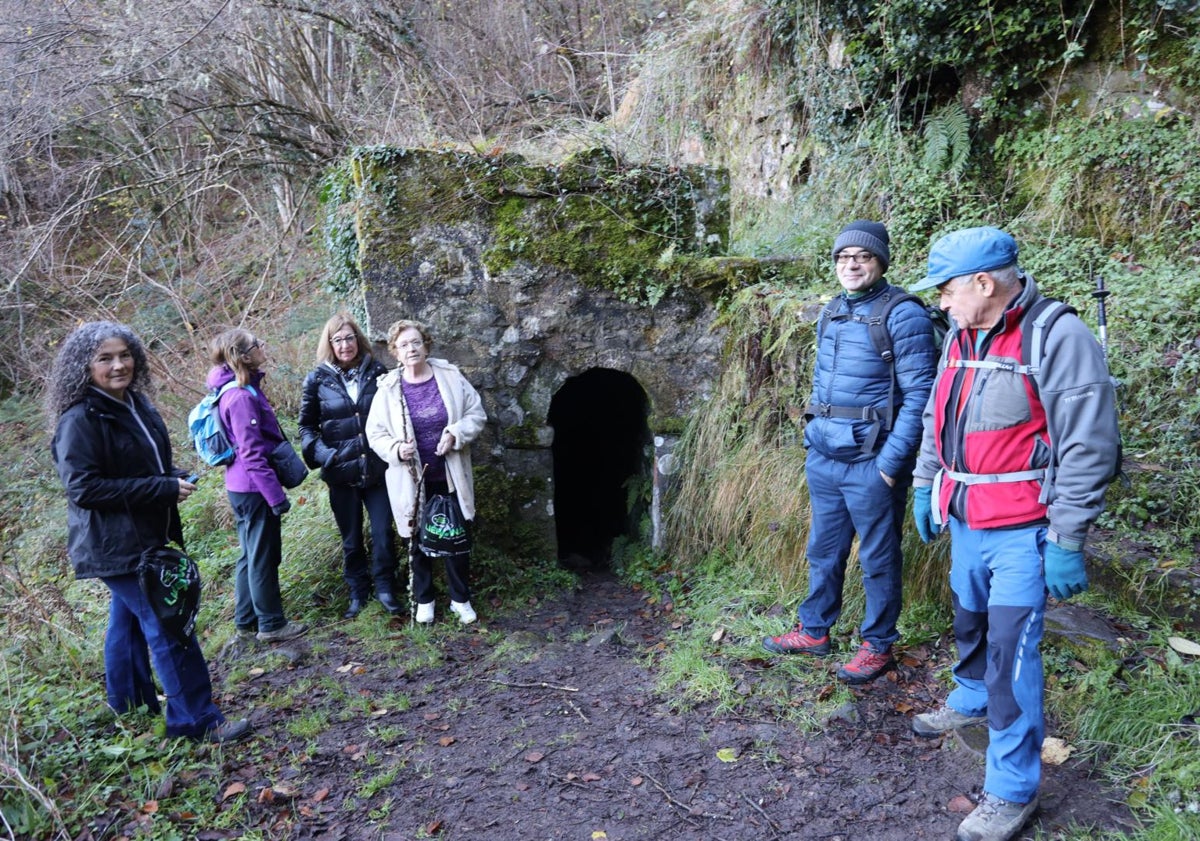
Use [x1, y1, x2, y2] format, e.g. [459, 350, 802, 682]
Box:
[910, 226, 1019, 292]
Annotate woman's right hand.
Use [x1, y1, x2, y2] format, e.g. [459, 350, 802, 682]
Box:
[398, 441, 417, 461]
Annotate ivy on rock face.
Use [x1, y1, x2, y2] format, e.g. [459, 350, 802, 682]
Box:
[764, 0, 1188, 124]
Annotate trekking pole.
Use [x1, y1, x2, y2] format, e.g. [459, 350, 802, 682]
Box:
[1091, 272, 1110, 359]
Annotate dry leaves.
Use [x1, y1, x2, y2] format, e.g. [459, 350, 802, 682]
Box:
[948, 795, 975, 814]
[1042, 736, 1075, 766]
[1168, 636, 1200, 656]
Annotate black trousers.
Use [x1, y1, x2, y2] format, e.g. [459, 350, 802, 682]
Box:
[328, 481, 398, 598]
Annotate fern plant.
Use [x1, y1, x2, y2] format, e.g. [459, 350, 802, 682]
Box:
[922, 103, 971, 182]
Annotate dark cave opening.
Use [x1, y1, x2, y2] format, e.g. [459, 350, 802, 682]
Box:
[548, 368, 651, 571]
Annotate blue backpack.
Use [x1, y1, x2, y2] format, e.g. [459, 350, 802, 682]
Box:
[187, 381, 256, 466]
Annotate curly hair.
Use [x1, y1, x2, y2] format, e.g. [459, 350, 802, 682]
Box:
[209, 327, 258, 387]
[387, 319, 434, 353]
[44, 321, 152, 426]
[316, 312, 370, 367]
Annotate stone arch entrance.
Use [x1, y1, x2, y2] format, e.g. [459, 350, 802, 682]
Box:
[548, 368, 651, 571]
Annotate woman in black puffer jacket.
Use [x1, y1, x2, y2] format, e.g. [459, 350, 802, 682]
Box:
[299, 313, 399, 619]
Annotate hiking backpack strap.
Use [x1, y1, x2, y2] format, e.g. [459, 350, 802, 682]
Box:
[945, 298, 1074, 383]
[941, 297, 1075, 491]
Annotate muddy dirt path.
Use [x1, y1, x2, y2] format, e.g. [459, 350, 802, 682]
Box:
[211, 572, 1134, 841]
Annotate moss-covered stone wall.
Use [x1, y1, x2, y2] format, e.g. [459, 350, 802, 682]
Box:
[321, 146, 802, 559]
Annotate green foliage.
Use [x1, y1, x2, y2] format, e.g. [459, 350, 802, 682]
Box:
[764, 0, 1188, 124]
[317, 156, 367, 301]
[1048, 631, 1200, 834]
[1001, 110, 1200, 248]
[922, 103, 972, 181]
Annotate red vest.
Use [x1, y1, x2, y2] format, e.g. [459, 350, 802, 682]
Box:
[932, 306, 1050, 530]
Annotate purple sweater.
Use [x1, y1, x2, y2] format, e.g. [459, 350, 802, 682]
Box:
[206, 366, 287, 507]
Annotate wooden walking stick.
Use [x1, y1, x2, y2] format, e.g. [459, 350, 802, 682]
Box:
[399, 391, 425, 625]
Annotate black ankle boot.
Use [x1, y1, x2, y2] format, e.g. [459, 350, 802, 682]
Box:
[377, 592, 403, 615]
[343, 597, 366, 620]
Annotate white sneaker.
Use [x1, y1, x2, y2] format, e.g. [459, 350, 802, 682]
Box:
[449, 600, 477, 625]
[415, 602, 435, 624]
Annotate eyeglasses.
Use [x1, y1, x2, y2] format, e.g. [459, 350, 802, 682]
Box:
[330, 334, 357, 346]
[242, 339, 264, 354]
[395, 339, 424, 350]
[835, 251, 876, 265]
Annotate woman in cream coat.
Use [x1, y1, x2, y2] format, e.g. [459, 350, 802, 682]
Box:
[366, 320, 487, 624]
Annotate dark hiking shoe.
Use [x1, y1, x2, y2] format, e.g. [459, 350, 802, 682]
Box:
[913, 704, 988, 737]
[762, 623, 831, 656]
[343, 597, 366, 620]
[956, 792, 1038, 841]
[256, 620, 308, 642]
[835, 642, 895, 684]
[377, 592, 404, 615]
[206, 718, 252, 744]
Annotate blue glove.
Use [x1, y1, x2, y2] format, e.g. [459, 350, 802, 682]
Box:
[1044, 542, 1088, 600]
[913, 485, 940, 543]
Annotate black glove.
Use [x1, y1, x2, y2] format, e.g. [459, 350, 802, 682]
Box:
[271, 498, 292, 517]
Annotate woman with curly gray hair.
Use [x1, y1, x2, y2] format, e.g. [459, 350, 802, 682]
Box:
[48, 321, 249, 743]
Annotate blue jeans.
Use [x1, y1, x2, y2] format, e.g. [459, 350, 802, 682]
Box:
[228, 491, 286, 633]
[798, 450, 908, 650]
[946, 519, 1046, 804]
[328, 481, 398, 598]
[103, 574, 224, 738]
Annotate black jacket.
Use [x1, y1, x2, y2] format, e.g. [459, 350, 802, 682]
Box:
[51, 389, 185, 579]
[299, 356, 389, 487]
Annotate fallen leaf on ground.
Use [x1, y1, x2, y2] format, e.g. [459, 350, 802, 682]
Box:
[711, 627, 726, 643]
[524, 751, 545, 763]
[592, 832, 608, 839]
[582, 772, 602, 782]
[1042, 736, 1074, 765]
[1168, 636, 1200, 656]
[312, 788, 329, 803]
[335, 662, 363, 673]
[948, 795, 975, 814]
[716, 747, 738, 762]
[221, 782, 246, 801]
[248, 667, 265, 677]
[631, 776, 643, 786]
[140, 801, 159, 815]
[439, 736, 456, 746]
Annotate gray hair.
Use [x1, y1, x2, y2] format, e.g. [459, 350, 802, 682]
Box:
[44, 321, 152, 426]
[952, 263, 1021, 288]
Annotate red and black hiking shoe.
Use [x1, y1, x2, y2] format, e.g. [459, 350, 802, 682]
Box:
[761, 623, 831, 656]
[836, 642, 895, 684]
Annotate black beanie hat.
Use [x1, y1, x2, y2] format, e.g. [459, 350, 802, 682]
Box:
[832, 220, 890, 270]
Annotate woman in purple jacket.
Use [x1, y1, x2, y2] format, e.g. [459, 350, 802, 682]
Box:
[208, 328, 307, 643]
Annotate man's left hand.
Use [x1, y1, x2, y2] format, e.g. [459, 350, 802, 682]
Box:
[1044, 542, 1088, 600]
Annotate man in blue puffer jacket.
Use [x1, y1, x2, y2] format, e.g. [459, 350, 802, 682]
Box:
[763, 220, 936, 684]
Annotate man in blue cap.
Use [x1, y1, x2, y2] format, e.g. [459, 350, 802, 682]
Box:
[763, 220, 935, 684]
[907, 226, 1119, 841]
